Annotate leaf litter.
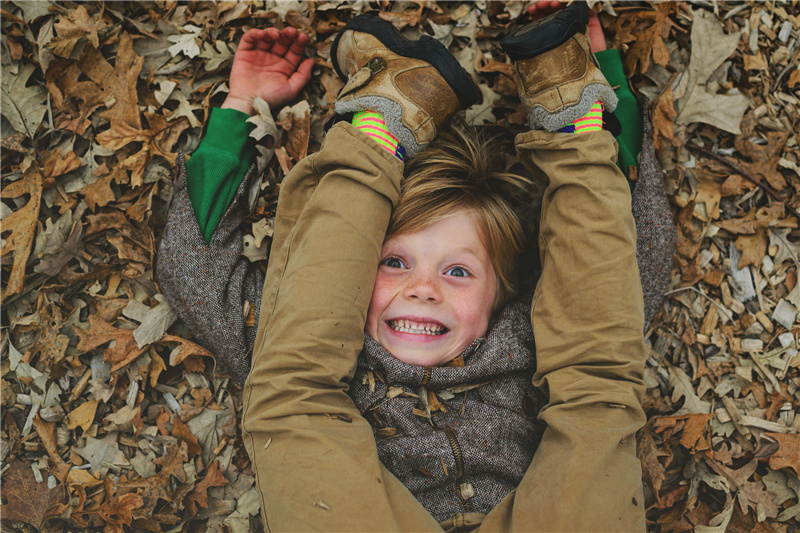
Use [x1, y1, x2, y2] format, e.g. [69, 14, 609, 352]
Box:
[1, 1, 799, 531]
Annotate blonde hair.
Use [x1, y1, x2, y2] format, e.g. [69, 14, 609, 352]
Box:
[389, 123, 529, 312]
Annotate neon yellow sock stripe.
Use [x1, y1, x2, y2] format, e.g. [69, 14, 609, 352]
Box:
[572, 102, 604, 133]
[352, 111, 401, 157]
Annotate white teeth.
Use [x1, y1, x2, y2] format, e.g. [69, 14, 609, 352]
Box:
[389, 320, 446, 335]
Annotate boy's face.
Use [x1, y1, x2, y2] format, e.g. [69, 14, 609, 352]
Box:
[366, 210, 496, 367]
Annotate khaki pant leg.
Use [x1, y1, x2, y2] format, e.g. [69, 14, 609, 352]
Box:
[479, 130, 647, 532]
[242, 122, 442, 532]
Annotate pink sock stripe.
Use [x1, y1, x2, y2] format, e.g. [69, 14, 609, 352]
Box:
[352, 110, 402, 156]
[358, 125, 393, 135]
[361, 128, 398, 146]
[363, 134, 396, 151]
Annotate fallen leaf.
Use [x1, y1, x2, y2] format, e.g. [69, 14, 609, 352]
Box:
[171, 416, 202, 458]
[71, 477, 143, 531]
[0, 460, 67, 530]
[466, 82, 500, 126]
[675, 9, 749, 134]
[767, 433, 800, 478]
[67, 399, 100, 432]
[1, 63, 49, 136]
[734, 229, 767, 269]
[122, 295, 178, 348]
[117, 439, 189, 519]
[1, 165, 43, 297]
[74, 432, 130, 477]
[184, 460, 229, 514]
[167, 24, 202, 58]
[769, 228, 800, 268]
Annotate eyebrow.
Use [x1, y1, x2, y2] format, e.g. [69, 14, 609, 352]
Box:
[453, 247, 486, 262]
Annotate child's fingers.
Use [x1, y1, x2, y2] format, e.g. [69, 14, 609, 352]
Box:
[240, 28, 278, 51]
[527, 0, 563, 20]
[268, 26, 298, 57]
[283, 32, 309, 67]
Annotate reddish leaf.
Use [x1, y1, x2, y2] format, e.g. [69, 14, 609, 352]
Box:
[0, 460, 67, 529]
[183, 460, 229, 514]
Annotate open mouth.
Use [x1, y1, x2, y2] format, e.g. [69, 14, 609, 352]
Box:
[388, 319, 448, 336]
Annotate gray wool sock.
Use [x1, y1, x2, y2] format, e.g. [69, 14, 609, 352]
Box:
[528, 84, 619, 132]
[335, 96, 423, 158]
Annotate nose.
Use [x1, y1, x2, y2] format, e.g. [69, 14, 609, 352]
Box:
[403, 270, 441, 302]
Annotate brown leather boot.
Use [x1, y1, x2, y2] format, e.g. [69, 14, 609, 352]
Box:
[501, 3, 617, 132]
[331, 14, 480, 157]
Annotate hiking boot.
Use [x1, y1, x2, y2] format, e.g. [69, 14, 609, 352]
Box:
[500, 3, 617, 132]
[331, 14, 480, 157]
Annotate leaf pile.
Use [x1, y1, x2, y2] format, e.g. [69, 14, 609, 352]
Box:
[1, 1, 799, 531]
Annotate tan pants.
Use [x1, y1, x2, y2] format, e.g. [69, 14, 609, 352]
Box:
[242, 122, 646, 532]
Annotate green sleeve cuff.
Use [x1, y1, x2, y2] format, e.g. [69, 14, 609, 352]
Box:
[597, 49, 643, 184]
[187, 108, 256, 243]
[201, 107, 255, 155]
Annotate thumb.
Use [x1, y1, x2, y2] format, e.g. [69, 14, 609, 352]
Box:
[287, 58, 315, 96]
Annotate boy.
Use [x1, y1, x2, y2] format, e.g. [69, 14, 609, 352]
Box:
[158, 4, 670, 530]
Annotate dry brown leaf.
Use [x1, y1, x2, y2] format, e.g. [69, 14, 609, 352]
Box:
[67, 399, 99, 432]
[734, 229, 767, 269]
[678, 413, 714, 452]
[117, 440, 188, 519]
[610, 3, 678, 76]
[0, 460, 68, 530]
[767, 433, 800, 478]
[1, 165, 43, 296]
[171, 416, 202, 458]
[71, 477, 143, 531]
[183, 460, 229, 514]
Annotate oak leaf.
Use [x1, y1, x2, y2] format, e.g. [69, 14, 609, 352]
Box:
[69, 32, 144, 128]
[1, 165, 43, 297]
[767, 433, 800, 477]
[675, 9, 749, 134]
[0, 460, 67, 530]
[1, 63, 49, 136]
[610, 3, 677, 76]
[734, 229, 767, 269]
[71, 477, 143, 531]
[117, 440, 189, 519]
[74, 432, 130, 476]
[31, 304, 70, 365]
[184, 460, 229, 514]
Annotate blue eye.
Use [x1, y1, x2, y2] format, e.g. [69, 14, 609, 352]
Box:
[383, 257, 405, 269]
[446, 267, 469, 277]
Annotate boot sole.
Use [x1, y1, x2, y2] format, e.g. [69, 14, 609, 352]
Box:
[331, 14, 480, 110]
[500, 2, 589, 61]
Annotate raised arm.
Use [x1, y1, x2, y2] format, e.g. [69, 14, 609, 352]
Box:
[156, 28, 313, 385]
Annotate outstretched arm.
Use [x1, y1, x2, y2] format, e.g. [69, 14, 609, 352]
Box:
[158, 28, 314, 384]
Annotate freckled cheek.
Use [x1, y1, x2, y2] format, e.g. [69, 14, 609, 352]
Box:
[366, 275, 394, 335]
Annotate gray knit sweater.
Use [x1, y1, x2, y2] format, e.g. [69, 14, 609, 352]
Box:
[351, 299, 546, 522]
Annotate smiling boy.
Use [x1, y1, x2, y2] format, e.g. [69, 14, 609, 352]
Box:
[367, 210, 498, 367]
[157, 4, 654, 530]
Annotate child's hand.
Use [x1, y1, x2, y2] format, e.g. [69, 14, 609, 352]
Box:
[527, 1, 607, 54]
[222, 27, 315, 116]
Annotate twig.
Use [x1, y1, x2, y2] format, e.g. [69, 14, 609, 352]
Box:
[685, 142, 800, 221]
[664, 286, 734, 322]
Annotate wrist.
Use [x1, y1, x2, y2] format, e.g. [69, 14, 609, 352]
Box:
[221, 94, 254, 116]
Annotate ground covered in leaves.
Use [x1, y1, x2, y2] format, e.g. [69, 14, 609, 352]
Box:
[1, 1, 800, 531]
